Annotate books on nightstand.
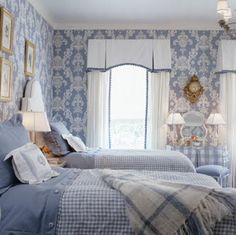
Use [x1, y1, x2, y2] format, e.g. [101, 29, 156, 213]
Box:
[40, 145, 67, 167]
[47, 157, 61, 165]
[47, 157, 67, 167]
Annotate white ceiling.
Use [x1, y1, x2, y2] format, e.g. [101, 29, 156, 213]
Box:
[28, 0, 236, 30]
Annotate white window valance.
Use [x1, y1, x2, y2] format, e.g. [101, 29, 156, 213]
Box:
[87, 39, 171, 71]
[106, 40, 152, 69]
[87, 40, 106, 70]
[217, 40, 236, 73]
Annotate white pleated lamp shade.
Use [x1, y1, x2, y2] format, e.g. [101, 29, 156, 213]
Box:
[217, 0, 229, 15]
[206, 113, 226, 125]
[166, 113, 185, 125]
[22, 112, 51, 132]
[224, 7, 232, 21]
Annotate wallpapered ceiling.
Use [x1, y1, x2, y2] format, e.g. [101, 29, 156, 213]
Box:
[53, 30, 236, 142]
[0, 0, 54, 122]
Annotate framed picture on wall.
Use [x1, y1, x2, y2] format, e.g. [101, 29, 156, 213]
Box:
[0, 7, 14, 54]
[0, 58, 13, 101]
[24, 40, 36, 77]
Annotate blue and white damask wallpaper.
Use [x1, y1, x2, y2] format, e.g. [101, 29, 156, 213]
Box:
[1, 0, 236, 144]
[0, 0, 54, 122]
[53, 30, 236, 142]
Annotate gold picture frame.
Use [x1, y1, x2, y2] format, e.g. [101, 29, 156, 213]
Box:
[0, 58, 13, 101]
[0, 7, 14, 54]
[24, 40, 36, 77]
[184, 75, 204, 104]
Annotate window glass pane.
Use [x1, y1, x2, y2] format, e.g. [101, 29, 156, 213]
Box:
[110, 65, 146, 149]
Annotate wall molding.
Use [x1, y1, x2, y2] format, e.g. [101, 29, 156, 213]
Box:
[53, 22, 221, 31]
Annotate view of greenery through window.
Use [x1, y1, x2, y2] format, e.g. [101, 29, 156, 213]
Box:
[110, 65, 147, 149]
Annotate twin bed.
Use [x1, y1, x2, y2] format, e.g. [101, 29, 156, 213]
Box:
[44, 121, 196, 172]
[1, 114, 236, 234]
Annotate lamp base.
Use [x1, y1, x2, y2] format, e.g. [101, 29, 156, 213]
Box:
[29, 131, 36, 144]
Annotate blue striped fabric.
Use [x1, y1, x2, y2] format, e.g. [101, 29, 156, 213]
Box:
[170, 146, 229, 168]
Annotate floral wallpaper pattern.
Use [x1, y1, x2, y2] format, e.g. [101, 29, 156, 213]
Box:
[53, 29, 236, 143]
[0, 0, 54, 122]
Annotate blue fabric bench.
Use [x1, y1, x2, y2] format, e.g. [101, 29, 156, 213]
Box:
[196, 165, 230, 187]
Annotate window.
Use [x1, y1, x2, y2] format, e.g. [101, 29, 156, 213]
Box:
[109, 65, 147, 149]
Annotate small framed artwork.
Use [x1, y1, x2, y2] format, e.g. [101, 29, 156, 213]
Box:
[0, 7, 14, 54]
[0, 58, 13, 101]
[24, 40, 36, 77]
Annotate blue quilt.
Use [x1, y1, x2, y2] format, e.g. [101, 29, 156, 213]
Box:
[0, 168, 79, 235]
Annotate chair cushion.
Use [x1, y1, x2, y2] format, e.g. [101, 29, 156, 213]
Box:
[43, 122, 72, 156]
[196, 165, 230, 177]
[0, 114, 30, 193]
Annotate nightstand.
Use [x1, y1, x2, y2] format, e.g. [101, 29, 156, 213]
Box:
[46, 155, 67, 167]
[40, 145, 67, 167]
[48, 160, 67, 168]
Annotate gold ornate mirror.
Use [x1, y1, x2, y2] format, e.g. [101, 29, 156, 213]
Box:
[184, 75, 204, 103]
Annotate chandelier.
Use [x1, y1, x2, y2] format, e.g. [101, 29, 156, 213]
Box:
[217, 0, 235, 31]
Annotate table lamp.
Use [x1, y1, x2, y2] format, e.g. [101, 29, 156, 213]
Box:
[166, 113, 185, 145]
[22, 111, 51, 143]
[206, 113, 226, 146]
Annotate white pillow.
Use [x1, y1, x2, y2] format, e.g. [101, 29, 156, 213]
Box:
[62, 133, 87, 152]
[4, 143, 59, 184]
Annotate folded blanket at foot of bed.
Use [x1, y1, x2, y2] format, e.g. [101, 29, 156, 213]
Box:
[101, 169, 236, 235]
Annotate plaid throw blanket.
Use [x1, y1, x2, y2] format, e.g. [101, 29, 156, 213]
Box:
[100, 170, 236, 235]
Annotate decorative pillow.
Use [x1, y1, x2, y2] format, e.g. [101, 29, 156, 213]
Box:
[0, 114, 30, 193]
[4, 143, 59, 184]
[62, 134, 87, 152]
[43, 122, 72, 156]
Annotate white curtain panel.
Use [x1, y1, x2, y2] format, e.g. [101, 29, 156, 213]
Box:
[217, 40, 236, 72]
[220, 72, 236, 187]
[87, 71, 109, 148]
[147, 71, 170, 149]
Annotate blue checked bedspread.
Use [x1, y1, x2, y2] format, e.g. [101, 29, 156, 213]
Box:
[56, 169, 236, 235]
[94, 149, 196, 172]
[64, 149, 196, 172]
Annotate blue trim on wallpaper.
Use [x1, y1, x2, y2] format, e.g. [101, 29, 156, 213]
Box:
[108, 70, 112, 149]
[215, 70, 236, 74]
[87, 68, 107, 72]
[144, 71, 149, 149]
[106, 63, 152, 71]
[152, 69, 172, 73]
[87, 63, 171, 73]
